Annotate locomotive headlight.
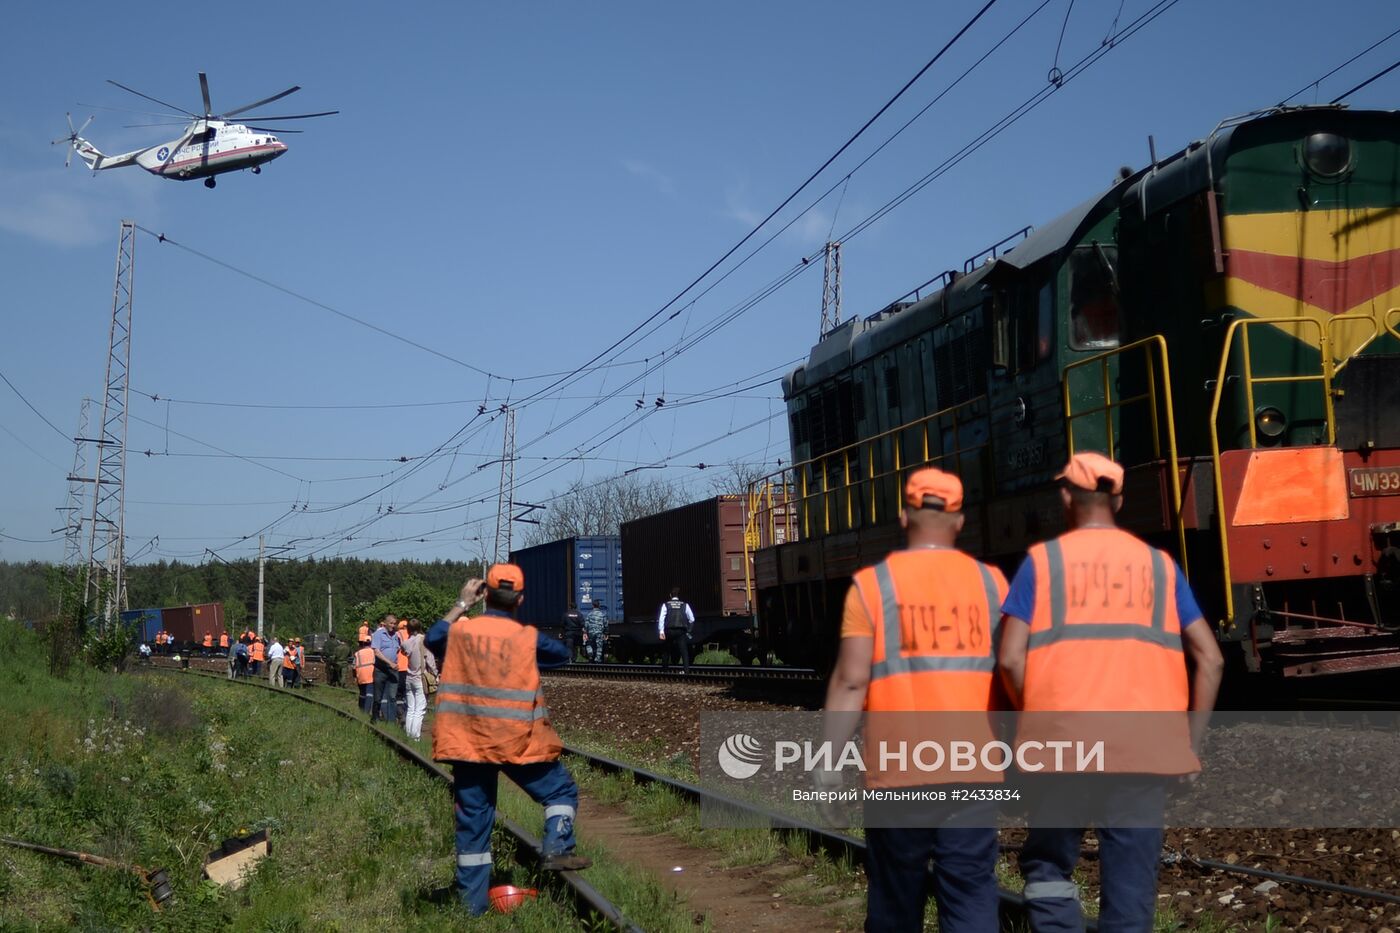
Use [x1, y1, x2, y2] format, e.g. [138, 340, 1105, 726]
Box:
[1256, 406, 1287, 441]
[1303, 133, 1351, 177]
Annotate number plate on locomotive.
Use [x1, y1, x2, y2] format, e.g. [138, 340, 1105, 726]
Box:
[1349, 466, 1400, 497]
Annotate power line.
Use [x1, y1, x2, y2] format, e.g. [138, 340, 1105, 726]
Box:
[1279, 25, 1400, 105]
[134, 225, 507, 381]
[1331, 57, 1400, 104]
[0, 531, 62, 544]
[0, 367, 69, 442]
[507, 0, 1003, 412]
[0, 421, 63, 468]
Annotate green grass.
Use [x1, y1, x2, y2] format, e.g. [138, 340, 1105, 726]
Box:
[0, 622, 696, 931]
[691, 649, 740, 666]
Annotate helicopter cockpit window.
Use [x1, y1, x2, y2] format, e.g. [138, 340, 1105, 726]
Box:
[1069, 243, 1120, 349]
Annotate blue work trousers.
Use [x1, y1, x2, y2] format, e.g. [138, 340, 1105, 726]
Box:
[371, 665, 397, 723]
[1020, 777, 1167, 933]
[864, 822, 999, 932]
[357, 681, 374, 715]
[452, 759, 580, 915]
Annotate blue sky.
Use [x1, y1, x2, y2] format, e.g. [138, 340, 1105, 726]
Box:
[1, 0, 1397, 565]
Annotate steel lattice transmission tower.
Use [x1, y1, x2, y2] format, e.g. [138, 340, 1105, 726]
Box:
[83, 220, 136, 627]
[492, 408, 517, 566]
[820, 240, 843, 337]
[59, 397, 93, 569]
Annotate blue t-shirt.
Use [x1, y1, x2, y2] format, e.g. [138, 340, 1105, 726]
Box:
[370, 627, 399, 663]
[1001, 548, 1202, 628]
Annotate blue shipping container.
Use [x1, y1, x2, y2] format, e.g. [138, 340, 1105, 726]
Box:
[574, 536, 623, 623]
[121, 607, 163, 644]
[509, 536, 624, 628]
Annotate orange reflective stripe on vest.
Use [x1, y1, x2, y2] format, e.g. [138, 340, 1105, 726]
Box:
[432, 614, 561, 765]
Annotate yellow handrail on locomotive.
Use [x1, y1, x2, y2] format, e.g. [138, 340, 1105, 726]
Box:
[745, 394, 986, 548]
[1385, 306, 1400, 343]
[1207, 316, 1335, 629]
[1061, 335, 1187, 575]
[1327, 312, 1381, 376]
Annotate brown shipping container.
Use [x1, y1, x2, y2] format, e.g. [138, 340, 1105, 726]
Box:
[161, 602, 226, 644]
[621, 496, 750, 622]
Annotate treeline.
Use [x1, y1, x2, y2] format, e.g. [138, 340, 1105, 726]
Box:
[0, 557, 481, 644]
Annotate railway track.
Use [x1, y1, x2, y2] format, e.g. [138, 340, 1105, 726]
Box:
[151, 660, 1400, 929]
[159, 668, 642, 932]
[161, 663, 1041, 928]
[549, 662, 822, 687]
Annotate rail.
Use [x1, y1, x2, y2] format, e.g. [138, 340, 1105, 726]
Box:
[549, 662, 822, 689]
[1386, 306, 1400, 343]
[1062, 334, 1188, 573]
[1207, 316, 1335, 627]
[159, 669, 643, 932]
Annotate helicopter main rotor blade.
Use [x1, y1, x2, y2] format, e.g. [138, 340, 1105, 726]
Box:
[199, 72, 212, 117]
[246, 126, 304, 134]
[228, 110, 338, 121]
[106, 79, 198, 117]
[221, 86, 300, 119]
[122, 121, 192, 128]
[78, 102, 189, 119]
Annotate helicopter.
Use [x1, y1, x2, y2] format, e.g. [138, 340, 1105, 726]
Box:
[54, 72, 336, 189]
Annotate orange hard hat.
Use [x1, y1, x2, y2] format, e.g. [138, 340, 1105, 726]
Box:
[904, 467, 963, 512]
[1056, 451, 1124, 495]
[488, 885, 536, 913]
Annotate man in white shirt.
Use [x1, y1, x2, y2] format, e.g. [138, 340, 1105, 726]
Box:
[266, 637, 285, 687]
[657, 587, 696, 672]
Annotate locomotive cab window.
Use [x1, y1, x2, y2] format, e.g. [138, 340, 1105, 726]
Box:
[991, 284, 1052, 375]
[1069, 243, 1120, 350]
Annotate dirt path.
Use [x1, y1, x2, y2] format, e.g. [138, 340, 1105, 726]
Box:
[578, 791, 854, 932]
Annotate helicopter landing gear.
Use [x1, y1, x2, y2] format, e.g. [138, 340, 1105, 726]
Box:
[252, 166, 261, 175]
[204, 177, 216, 189]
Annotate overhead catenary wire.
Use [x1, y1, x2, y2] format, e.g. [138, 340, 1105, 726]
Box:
[122, 0, 1189, 558]
[0, 367, 71, 443]
[1330, 57, 1400, 104]
[506, 0, 1004, 412]
[1279, 24, 1400, 105]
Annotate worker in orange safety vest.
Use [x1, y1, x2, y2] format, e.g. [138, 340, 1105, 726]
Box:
[821, 467, 1008, 933]
[281, 638, 300, 688]
[424, 566, 590, 915]
[249, 636, 266, 677]
[997, 452, 1224, 932]
[353, 635, 375, 715]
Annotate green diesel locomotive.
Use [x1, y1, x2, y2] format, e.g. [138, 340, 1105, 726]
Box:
[748, 105, 1400, 676]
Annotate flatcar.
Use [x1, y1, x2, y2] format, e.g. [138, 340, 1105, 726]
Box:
[747, 105, 1400, 677]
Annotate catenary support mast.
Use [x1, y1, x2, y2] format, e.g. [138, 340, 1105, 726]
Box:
[83, 221, 135, 628]
[492, 408, 516, 565]
[820, 240, 843, 337]
[59, 397, 93, 570]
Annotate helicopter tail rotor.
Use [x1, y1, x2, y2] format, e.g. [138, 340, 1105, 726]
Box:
[51, 112, 96, 168]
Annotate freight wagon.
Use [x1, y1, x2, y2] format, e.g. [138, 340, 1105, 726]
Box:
[152, 602, 225, 648]
[120, 607, 162, 644]
[615, 496, 760, 662]
[508, 536, 624, 637]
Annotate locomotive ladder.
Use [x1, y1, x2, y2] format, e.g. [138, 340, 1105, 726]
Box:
[1061, 335, 1188, 573]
